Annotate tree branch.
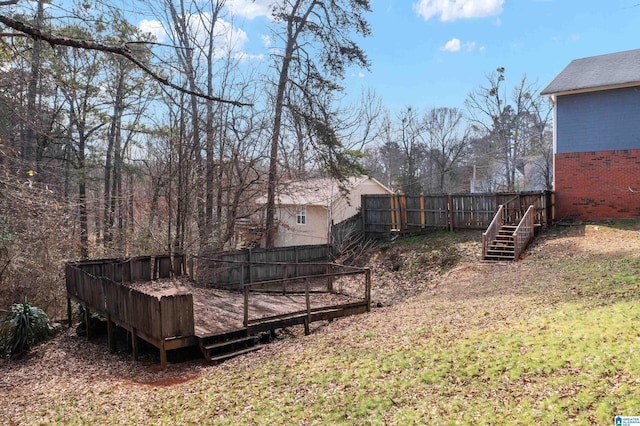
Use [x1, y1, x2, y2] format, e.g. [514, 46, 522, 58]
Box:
[0, 14, 252, 107]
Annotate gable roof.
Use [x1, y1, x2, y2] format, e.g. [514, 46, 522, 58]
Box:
[541, 48, 640, 96]
[273, 176, 392, 207]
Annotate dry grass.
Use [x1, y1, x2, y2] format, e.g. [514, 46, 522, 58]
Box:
[1, 222, 640, 425]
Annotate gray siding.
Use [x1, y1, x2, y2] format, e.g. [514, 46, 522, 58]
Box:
[556, 87, 640, 154]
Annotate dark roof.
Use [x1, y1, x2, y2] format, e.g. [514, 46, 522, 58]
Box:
[541, 48, 640, 95]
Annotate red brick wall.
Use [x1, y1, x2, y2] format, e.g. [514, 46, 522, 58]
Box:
[554, 149, 640, 220]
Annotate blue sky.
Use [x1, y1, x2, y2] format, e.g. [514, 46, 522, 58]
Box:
[139, 0, 640, 113]
[352, 0, 640, 112]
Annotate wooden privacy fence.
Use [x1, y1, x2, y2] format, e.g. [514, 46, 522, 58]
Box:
[194, 244, 333, 289]
[65, 255, 194, 368]
[360, 191, 553, 239]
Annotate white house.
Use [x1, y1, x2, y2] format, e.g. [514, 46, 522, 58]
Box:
[269, 176, 392, 247]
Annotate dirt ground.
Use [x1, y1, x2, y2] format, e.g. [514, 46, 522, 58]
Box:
[1, 222, 639, 421]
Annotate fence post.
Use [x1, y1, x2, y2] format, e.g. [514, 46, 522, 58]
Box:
[361, 194, 367, 240]
[447, 194, 454, 231]
[420, 193, 426, 230]
[248, 249, 253, 284]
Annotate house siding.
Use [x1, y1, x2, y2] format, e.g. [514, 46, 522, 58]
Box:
[554, 149, 640, 220]
[556, 87, 640, 154]
[275, 205, 328, 247]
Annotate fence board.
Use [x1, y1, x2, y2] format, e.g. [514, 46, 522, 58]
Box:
[197, 244, 332, 289]
[357, 191, 552, 239]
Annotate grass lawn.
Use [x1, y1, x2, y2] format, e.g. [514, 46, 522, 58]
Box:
[2, 222, 640, 425]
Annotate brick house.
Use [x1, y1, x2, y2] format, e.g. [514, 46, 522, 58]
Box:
[541, 49, 640, 221]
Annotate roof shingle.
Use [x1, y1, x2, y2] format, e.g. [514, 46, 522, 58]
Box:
[541, 48, 640, 95]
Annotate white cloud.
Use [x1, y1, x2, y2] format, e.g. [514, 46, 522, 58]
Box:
[261, 34, 272, 48]
[413, 0, 504, 22]
[226, 0, 273, 19]
[215, 18, 249, 55]
[139, 19, 166, 43]
[441, 38, 480, 53]
[441, 38, 461, 52]
[234, 52, 265, 61]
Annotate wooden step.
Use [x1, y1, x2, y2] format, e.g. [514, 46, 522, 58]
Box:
[489, 241, 515, 247]
[209, 344, 264, 363]
[202, 335, 258, 352]
[484, 254, 515, 261]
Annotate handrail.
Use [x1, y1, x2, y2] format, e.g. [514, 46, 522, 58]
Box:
[242, 265, 371, 328]
[512, 205, 535, 260]
[482, 204, 504, 259]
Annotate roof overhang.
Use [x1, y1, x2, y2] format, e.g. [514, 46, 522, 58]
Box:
[541, 81, 640, 98]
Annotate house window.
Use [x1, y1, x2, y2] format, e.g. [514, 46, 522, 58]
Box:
[296, 207, 306, 225]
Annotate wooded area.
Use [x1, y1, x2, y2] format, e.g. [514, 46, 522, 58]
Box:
[0, 1, 552, 318]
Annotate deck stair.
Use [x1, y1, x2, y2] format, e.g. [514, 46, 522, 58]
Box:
[485, 225, 517, 261]
[482, 204, 536, 262]
[198, 330, 264, 363]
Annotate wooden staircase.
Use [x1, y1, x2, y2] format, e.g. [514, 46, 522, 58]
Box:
[198, 330, 265, 363]
[482, 204, 536, 262]
[484, 224, 517, 261]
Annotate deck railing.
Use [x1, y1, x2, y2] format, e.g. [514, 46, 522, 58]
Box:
[240, 262, 371, 334]
[482, 204, 504, 259]
[512, 205, 535, 260]
[65, 256, 194, 368]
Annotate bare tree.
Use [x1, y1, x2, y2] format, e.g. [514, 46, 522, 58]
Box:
[264, 0, 372, 248]
[465, 68, 545, 191]
[0, 0, 248, 105]
[424, 107, 469, 193]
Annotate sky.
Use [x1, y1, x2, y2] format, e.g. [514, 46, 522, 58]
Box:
[138, 0, 640, 114]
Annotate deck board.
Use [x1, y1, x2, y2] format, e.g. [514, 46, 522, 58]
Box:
[127, 278, 360, 338]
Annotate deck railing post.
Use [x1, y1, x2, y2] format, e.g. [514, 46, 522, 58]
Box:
[66, 296, 72, 328]
[365, 268, 371, 312]
[305, 279, 311, 335]
[282, 264, 288, 294]
[243, 285, 249, 327]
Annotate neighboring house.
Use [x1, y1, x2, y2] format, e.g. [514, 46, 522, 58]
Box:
[541, 48, 640, 221]
[266, 176, 393, 247]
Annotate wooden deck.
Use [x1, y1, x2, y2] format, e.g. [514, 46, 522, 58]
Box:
[127, 278, 362, 338]
[66, 254, 371, 367]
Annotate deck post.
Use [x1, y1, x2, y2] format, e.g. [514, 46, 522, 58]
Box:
[305, 279, 311, 335]
[282, 264, 287, 294]
[107, 314, 115, 353]
[131, 328, 138, 361]
[243, 285, 249, 327]
[66, 296, 72, 328]
[83, 304, 90, 340]
[160, 340, 167, 369]
[326, 263, 333, 293]
[365, 268, 371, 312]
